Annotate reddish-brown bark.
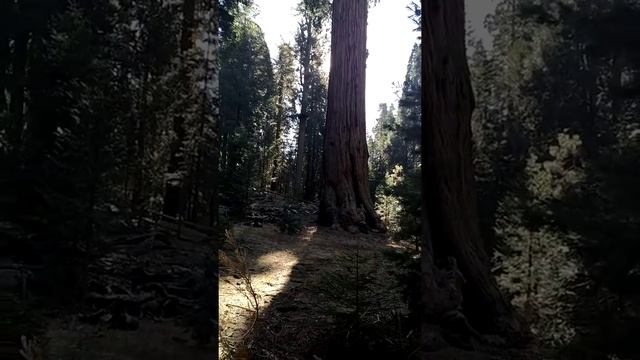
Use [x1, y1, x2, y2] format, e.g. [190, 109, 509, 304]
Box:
[318, 0, 379, 230]
[420, 0, 527, 339]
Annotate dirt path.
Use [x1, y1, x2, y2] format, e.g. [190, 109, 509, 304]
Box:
[219, 222, 410, 359]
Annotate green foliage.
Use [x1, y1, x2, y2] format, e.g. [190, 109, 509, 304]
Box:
[395, 43, 422, 168]
[375, 165, 404, 235]
[216, 0, 328, 204]
[369, 43, 421, 244]
[369, 103, 398, 195]
[278, 206, 304, 235]
[0, 0, 219, 299]
[293, 0, 329, 200]
[219, 7, 276, 209]
[468, 0, 640, 355]
[492, 134, 586, 345]
[269, 43, 298, 191]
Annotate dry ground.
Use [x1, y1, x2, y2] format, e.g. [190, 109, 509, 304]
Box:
[219, 213, 549, 360]
[219, 222, 411, 359]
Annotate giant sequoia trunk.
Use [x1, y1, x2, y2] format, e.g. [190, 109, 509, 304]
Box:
[420, 0, 526, 339]
[318, 0, 379, 230]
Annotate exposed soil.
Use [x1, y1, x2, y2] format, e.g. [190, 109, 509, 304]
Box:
[219, 222, 408, 359]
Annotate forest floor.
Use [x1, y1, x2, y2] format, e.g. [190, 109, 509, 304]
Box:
[219, 222, 408, 359]
[219, 193, 546, 360]
[28, 216, 219, 359]
[219, 193, 411, 359]
[7, 192, 547, 360]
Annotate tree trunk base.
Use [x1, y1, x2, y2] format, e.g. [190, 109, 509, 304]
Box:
[318, 202, 382, 233]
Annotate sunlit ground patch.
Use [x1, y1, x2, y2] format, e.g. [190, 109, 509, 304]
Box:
[219, 225, 311, 358]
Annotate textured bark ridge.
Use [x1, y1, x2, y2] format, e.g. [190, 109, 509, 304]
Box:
[420, 0, 527, 341]
[318, 0, 380, 231]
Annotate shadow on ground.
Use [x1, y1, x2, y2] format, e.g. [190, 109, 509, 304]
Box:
[219, 218, 414, 359]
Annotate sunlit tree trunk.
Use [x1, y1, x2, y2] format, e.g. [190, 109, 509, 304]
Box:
[319, 0, 379, 230]
[420, 0, 526, 338]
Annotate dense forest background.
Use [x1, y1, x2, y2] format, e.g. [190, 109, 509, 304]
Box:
[0, 0, 221, 269]
[2, 0, 640, 359]
[0, 0, 224, 357]
[218, 0, 329, 215]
